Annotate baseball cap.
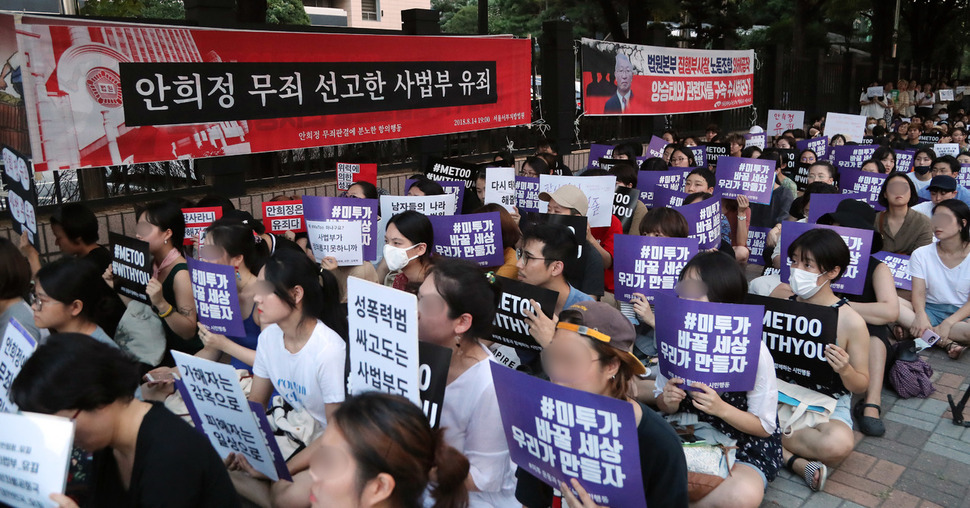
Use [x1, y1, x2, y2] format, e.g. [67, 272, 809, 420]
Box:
[539, 185, 589, 216]
[818, 198, 875, 231]
[557, 301, 646, 376]
[928, 175, 957, 192]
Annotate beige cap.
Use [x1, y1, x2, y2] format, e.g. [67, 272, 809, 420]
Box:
[538, 184, 589, 216]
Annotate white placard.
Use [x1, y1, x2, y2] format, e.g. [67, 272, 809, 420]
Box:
[0, 411, 74, 508]
[379, 194, 457, 218]
[866, 86, 885, 98]
[824, 112, 867, 142]
[306, 221, 364, 266]
[767, 109, 805, 136]
[538, 174, 617, 227]
[172, 352, 284, 481]
[933, 143, 960, 158]
[484, 167, 516, 212]
[0, 319, 37, 413]
[347, 277, 420, 405]
[939, 89, 955, 101]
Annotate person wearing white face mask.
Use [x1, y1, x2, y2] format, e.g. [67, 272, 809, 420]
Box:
[767, 228, 870, 492]
[377, 210, 434, 294]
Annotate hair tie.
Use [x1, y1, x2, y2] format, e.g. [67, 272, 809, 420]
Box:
[484, 271, 496, 284]
[252, 231, 262, 244]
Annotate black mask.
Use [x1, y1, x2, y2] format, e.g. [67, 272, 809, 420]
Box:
[913, 165, 932, 175]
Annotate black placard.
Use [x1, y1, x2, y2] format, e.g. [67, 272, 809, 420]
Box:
[109, 232, 152, 304]
[706, 143, 729, 168]
[1, 146, 38, 245]
[425, 157, 478, 189]
[491, 276, 558, 351]
[419, 341, 452, 429]
[613, 186, 639, 234]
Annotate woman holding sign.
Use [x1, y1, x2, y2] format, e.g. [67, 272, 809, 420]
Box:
[772, 228, 870, 491]
[379, 210, 435, 294]
[656, 252, 783, 508]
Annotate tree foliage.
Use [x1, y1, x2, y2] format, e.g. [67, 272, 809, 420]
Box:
[266, 0, 310, 25]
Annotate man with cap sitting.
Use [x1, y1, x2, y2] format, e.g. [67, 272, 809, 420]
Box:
[913, 174, 959, 217]
[917, 155, 970, 207]
[538, 184, 609, 298]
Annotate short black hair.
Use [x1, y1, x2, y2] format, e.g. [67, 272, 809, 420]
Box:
[933, 199, 970, 243]
[611, 142, 639, 161]
[408, 177, 445, 196]
[679, 251, 747, 304]
[537, 137, 559, 154]
[669, 145, 697, 167]
[428, 258, 500, 341]
[933, 154, 961, 175]
[51, 202, 100, 245]
[387, 210, 434, 263]
[521, 223, 579, 270]
[523, 155, 550, 176]
[195, 194, 236, 212]
[787, 228, 850, 281]
[640, 157, 668, 172]
[609, 162, 638, 187]
[878, 171, 919, 208]
[11, 333, 141, 414]
[686, 167, 715, 189]
[809, 161, 837, 181]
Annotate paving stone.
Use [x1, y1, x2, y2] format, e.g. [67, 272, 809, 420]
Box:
[893, 469, 963, 507]
[823, 479, 882, 507]
[838, 452, 877, 477]
[878, 490, 921, 508]
[884, 410, 939, 431]
[867, 459, 905, 486]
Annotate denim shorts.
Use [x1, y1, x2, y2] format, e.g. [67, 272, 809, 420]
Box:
[828, 393, 853, 429]
[925, 303, 963, 327]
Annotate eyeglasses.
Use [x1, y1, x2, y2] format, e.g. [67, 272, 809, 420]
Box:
[516, 248, 552, 264]
[29, 292, 55, 310]
[670, 156, 689, 164]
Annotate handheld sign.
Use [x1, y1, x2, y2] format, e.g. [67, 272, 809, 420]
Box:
[653, 185, 687, 208]
[491, 362, 647, 508]
[379, 194, 457, 218]
[795, 136, 829, 161]
[838, 168, 887, 211]
[587, 144, 613, 169]
[767, 110, 805, 136]
[714, 156, 775, 204]
[182, 206, 222, 246]
[1, 146, 39, 246]
[425, 157, 478, 189]
[0, 412, 74, 508]
[938, 89, 955, 101]
[109, 232, 152, 304]
[866, 85, 885, 98]
[538, 175, 617, 228]
[895, 149, 915, 173]
[654, 295, 764, 392]
[646, 135, 667, 158]
[830, 145, 878, 171]
[933, 143, 960, 158]
[872, 251, 912, 290]
[705, 143, 729, 168]
[491, 276, 557, 351]
[515, 176, 541, 213]
[262, 200, 306, 234]
[689, 145, 708, 167]
[172, 351, 291, 482]
[347, 277, 420, 405]
[187, 258, 245, 337]
[612, 186, 640, 234]
[0, 319, 36, 413]
[484, 167, 516, 212]
[429, 213, 503, 267]
[405, 178, 465, 213]
[779, 222, 873, 295]
[744, 132, 766, 150]
[613, 235, 698, 302]
[745, 295, 842, 396]
[636, 170, 683, 207]
[419, 341, 452, 429]
[304, 196, 378, 261]
[306, 221, 364, 266]
[824, 112, 867, 142]
[680, 194, 722, 250]
[336, 162, 377, 191]
[746, 226, 772, 266]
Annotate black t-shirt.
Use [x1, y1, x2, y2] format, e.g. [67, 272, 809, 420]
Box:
[515, 401, 689, 508]
[82, 245, 112, 275]
[564, 242, 605, 297]
[88, 403, 240, 508]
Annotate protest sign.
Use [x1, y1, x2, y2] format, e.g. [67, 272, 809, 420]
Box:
[304, 196, 379, 261]
[491, 276, 558, 351]
[744, 132, 766, 150]
[636, 170, 683, 207]
[348, 277, 420, 405]
[767, 110, 805, 136]
[654, 295, 764, 392]
[484, 167, 517, 212]
[746, 226, 772, 266]
[744, 295, 842, 396]
[777, 148, 798, 175]
[689, 146, 708, 167]
[933, 143, 960, 158]
[1, 147, 38, 246]
[613, 187, 640, 234]
[405, 178, 465, 213]
[830, 145, 878, 171]
[793, 163, 812, 191]
[681, 195, 722, 250]
[538, 175, 617, 228]
[939, 89, 955, 101]
[646, 136, 667, 158]
[516, 176, 541, 212]
[0, 319, 36, 413]
[109, 232, 151, 304]
[336, 162, 377, 191]
[429, 213, 503, 267]
[796, 136, 829, 160]
[419, 341, 452, 429]
[613, 235, 698, 302]
[653, 185, 687, 208]
[172, 352, 290, 481]
[959, 166, 970, 189]
[262, 200, 306, 234]
[838, 168, 887, 211]
[824, 112, 867, 142]
[587, 144, 614, 169]
[919, 134, 942, 145]
[379, 194, 457, 218]
[0, 411, 74, 508]
[895, 149, 915, 174]
[182, 206, 223, 247]
[806, 192, 868, 224]
[779, 222, 873, 295]
[491, 362, 647, 508]
[866, 86, 885, 98]
[187, 258, 244, 337]
[714, 156, 775, 204]
[872, 251, 912, 290]
[306, 221, 364, 266]
[426, 158, 478, 189]
[706, 143, 729, 168]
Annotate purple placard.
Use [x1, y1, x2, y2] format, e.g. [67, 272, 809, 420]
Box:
[490, 362, 647, 508]
[831, 144, 878, 171]
[646, 135, 667, 158]
[838, 168, 887, 211]
[689, 145, 708, 167]
[959, 165, 970, 189]
[779, 222, 873, 295]
[249, 401, 294, 482]
[636, 170, 683, 206]
[714, 156, 775, 204]
[895, 149, 915, 173]
[796, 136, 829, 160]
[428, 212, 504, 267]
[187, 258, 244, 337]
[406, 178, 465, 213]
[587, 143, 613, 169]
[302, 195, 379, 261]
[746, 226, 772, 266]
[515, 176, 541, 212]
[680, 194, 722, 250]
[654, 294, 764, 393]
[652, 185, 687, 208]
[872, 251, 912, 290]
[807, 192, 868, 224]
[613, 235, 699, 302]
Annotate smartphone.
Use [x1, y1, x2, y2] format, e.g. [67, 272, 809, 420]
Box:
[914, 330, 941, 352]
[145, 371, 178, 383]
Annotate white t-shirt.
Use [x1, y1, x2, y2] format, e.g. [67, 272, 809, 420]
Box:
[909, 243, 970, 305]
[912, 200, 934, 218]
[253, 320, 346, 429]
[907, 172, 931, 193]
[654, 341, 779, 435]
[437, 346, 515, 508]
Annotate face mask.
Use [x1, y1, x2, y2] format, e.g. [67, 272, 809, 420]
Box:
[867, 124, 877, 130]
[789, 268, 827, 299]
[384, 244, 421, 271]
[914, 165, 932, 175]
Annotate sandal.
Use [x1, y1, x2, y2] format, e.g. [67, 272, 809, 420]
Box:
[941, 339, 966, 360]
[787, 454, 827, 492]
[853, 401, 886, 437]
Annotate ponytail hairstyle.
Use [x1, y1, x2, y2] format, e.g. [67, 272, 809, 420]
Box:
[261, 247, 347, 340]
[36, 257, 122, 336]
[135, 200, 185, 256]
[426, 258, 501, 342]
[332, 392, 469, 508]
[204, 217, 269, 275]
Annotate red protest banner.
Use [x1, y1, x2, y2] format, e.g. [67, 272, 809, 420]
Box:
[10, 14, 532, 171]
[182, 207, 223, 246]
[262, 200, 305, 234]
[336, 162, 378, 191]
